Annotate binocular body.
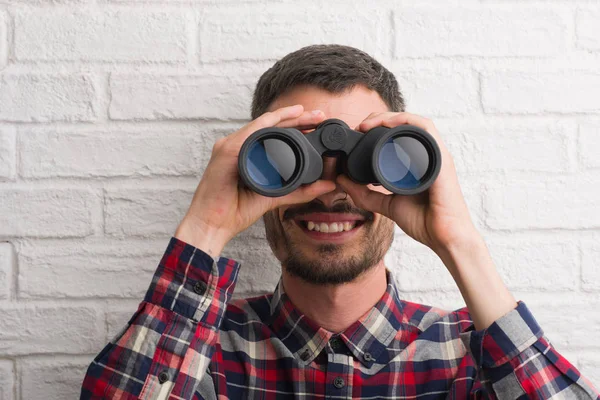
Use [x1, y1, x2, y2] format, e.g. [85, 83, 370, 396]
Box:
[238, 118, 442, 197]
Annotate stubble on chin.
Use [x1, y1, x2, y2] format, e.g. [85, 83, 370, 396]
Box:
[263, 210, 395, 285]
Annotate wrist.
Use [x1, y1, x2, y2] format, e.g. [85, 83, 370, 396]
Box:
[431, 225, 486, 258]
[432, 227, 486, 267]
[435, 233, 517, 331]
[174, 216, 230, 259]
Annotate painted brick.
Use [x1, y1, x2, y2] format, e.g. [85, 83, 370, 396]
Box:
[394, 7, 566, 57]
[484, 174, 600, 230]
[200, 4, 388, 62]
[481, 70, 600, 115]
[109, 75, 253, 121]
[0, 188, 96, 238]
[15, 9, 187, 63]
[394, 67, 479, 117]
[389, 239, 456, 292]
[0, 359, 14, 400]
[0, 243, 12, 300]
[579, 354, 600, 392]
[0, 127, 15, 180]
[0, 11, 6, 71]
[576, 8, 600, 50]
[486, 239, 578, 291]
[18, 237, 165, 298]
[104, 187, 194, 237]
[443, 119, 573, 174]
[19, 127, 203, 178]
[4, 0, 88, 3]
[0, 304, 104, 355]
[20, 357, 92, 400]
[0, 74, 97, 122]
[390, 237, 578, 292]
[525, 298, 600, 349]
[580, 120, 600, 169]
[582, 238, 600, 292]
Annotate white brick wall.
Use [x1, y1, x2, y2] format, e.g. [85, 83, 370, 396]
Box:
[1, 1, 599, 398]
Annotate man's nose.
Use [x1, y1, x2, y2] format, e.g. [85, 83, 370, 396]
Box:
[314, 155, 348, 206]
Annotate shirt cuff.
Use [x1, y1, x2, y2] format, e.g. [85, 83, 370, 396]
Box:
[143, 236, 241, 323]
[459, 300, 544, 369]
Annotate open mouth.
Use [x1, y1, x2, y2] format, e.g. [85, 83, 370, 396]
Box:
[296, 220, 366, 233]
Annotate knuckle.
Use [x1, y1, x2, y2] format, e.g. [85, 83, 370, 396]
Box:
[260, 110, 274, 120]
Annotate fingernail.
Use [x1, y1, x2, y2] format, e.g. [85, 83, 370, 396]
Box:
[311, 109, 323, 116]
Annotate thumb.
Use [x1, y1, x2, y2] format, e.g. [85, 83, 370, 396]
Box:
[336, 175, 395, 219]
[273, 180, 337, 208]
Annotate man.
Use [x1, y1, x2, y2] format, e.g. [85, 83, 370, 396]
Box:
[80, 44, 600, 399]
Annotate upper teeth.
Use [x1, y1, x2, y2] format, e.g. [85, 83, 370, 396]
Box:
[306, 221, 356, 232]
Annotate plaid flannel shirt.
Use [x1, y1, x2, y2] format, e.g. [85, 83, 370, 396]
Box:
[81, 236, 600, 399]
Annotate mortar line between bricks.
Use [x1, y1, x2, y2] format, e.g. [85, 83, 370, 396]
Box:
[476, 68, 485, 114]
[11, 239, 18, 302]
[13, 357, 17, 400]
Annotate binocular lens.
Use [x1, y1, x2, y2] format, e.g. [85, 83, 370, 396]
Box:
[239, 119, 441, 197]
[378, 136, 430, 190]
[246, 137, 298, 189]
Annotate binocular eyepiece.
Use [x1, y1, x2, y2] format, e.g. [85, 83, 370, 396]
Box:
[238, 118, 442, 197]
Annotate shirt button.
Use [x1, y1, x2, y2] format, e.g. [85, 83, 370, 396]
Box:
[363, 352, 374, 362]
[158, 370, 169, 384]
[193, 281, 206, 295]
[333, 377, 345, 389]
[330, 337, 343, 352]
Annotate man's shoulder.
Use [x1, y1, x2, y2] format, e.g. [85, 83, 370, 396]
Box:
[400, 299, 473, 334]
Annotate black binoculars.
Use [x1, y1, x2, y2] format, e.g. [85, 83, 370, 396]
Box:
[238, 118, 441, 197]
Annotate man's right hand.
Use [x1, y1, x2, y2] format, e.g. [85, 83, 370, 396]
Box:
[174, 104, 337, 258]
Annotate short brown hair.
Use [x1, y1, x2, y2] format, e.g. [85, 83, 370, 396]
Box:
[251, 44, 405, 119]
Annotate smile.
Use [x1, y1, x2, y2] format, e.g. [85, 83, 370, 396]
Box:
[293, 213, 366, 242]
[300, 220, 362, 233]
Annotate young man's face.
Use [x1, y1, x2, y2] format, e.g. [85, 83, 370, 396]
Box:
[263, 84, 396, 285]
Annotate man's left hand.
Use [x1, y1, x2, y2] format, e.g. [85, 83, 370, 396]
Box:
[337, 112, 480, 255]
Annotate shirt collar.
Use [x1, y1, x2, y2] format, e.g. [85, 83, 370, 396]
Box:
[268, 269, 409, 368]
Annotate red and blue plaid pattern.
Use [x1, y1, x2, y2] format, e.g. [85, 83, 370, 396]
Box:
[81, 236, 600, 399]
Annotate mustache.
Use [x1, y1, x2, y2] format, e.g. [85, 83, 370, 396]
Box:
[282, 201, 374, 222]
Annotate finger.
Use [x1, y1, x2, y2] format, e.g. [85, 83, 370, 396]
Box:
[336, 175, 395, 218]
[379, 112, 436, 132]
[276, 109, 325, 129]
[354, 111, 386, 130]
[228, 104, 304, 147]
[357, 112, 399, 132]
[272, 180, 337, 208]
[356, 111, 387, 127]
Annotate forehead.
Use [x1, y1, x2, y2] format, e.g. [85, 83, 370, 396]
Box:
[267, 84, 390, 130]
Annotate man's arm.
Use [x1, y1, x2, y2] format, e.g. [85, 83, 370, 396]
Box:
[441, 235, 600, 399]
[80, 235, 240, 399]
[80, 105, 333, 399]
[339, 111, 600, 399]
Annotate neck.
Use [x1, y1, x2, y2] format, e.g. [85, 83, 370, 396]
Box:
[281, 262, 388, 333]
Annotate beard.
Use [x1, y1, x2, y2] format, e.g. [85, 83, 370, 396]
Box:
[263, 201, 395, 285]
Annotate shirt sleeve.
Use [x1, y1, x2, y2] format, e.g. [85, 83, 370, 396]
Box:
[459, 300, 600, 399]
[80, 236, 240, 400]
